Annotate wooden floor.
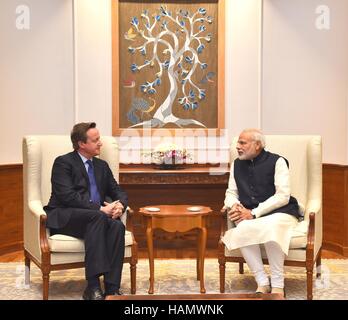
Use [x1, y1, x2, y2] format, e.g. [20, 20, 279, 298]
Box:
[0, 249, 346, 262]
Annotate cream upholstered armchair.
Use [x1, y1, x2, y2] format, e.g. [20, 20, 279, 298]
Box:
[218, 135, 322, 300]
[23, 136, 138, 300]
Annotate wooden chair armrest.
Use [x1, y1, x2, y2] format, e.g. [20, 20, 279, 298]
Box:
[307, 212, 315, 247]
[307, 212, 315, 246]
[125, 206, 135, 233]
[220, 207, 228, 236]
[220, 207, 228, 214]
[39, 215, 50, 255]
[305, 212, 315, 260]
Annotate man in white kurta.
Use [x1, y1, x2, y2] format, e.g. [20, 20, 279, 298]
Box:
[222, 129, 301, 296]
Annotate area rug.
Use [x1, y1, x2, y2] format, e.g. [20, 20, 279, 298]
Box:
[0, 259, 347, 300]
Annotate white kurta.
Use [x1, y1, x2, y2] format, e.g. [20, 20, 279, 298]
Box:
[221, 157, 298, 255]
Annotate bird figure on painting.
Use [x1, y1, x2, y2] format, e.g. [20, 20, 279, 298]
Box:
[124, 27, 137, 41]
[127, 97, 156, 124]
[200, 71, 216, 84]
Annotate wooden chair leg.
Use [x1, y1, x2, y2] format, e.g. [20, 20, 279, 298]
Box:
[130, 262, 136, 294]
[42, 271, 50, 300]
[24, 255, 31, 285]
[218, 258, 226, 293]
[306, 266, 313, 300]
[239, 262, 244, 274]
[316, 249, 322, 278]
[129, 242, 138, 294]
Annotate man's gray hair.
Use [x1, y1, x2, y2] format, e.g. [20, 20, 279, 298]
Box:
[242, 129, 266, 148]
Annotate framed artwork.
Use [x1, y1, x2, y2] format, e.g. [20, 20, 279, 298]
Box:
[112, 0, 225, 136]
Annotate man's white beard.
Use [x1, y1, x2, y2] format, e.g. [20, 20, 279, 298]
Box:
[238, 153, 252, 160]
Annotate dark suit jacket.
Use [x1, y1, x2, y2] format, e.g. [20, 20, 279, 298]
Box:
[44, 151, 128, 229]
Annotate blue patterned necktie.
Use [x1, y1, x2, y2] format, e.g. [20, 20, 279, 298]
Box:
[86, 160, 101, 205]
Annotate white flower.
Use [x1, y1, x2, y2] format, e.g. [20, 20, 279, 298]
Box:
[144, 143, 191, 165]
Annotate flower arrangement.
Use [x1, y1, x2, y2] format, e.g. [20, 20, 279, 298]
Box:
[144, 143, 191, 168]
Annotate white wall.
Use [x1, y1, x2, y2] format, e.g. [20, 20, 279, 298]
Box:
[0, 0, 347, 164]
[228, 0, 262, 136]
[262, 0, 348, 164]
[74, 0, 112, 135]
[0, 0, 74, 164]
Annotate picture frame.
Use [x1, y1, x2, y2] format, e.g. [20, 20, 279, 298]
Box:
[112, 0, 225, 136]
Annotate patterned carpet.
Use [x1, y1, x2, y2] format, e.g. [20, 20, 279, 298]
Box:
[1, 259, 347, 300]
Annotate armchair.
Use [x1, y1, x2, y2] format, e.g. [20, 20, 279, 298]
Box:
[23, 135, 138, 300]
[218, 135, 322, 300]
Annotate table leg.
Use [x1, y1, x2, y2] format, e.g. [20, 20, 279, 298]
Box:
[146, 223, 154, 294]
[199, 227, 207, 293]
[196, 229, 201, 280]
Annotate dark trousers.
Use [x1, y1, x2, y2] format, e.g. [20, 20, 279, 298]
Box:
[50, 209, 125, 288]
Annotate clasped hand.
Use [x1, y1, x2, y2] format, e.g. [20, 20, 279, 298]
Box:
[227, 203, 253, 225]
[101, 200, 124, 219]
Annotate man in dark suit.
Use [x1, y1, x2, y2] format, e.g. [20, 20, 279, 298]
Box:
[44, 122, 128, 300]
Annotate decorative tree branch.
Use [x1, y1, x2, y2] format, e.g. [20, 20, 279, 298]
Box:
[125, 5, 213, 128]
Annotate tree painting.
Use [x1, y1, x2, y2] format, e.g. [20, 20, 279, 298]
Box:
[123, 4, 216, 129]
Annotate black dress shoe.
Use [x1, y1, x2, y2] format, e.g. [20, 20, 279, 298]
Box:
[82, 287, 104, 300]
[104, 289, 123, 298]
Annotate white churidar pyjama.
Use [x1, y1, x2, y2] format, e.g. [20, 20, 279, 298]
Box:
[240, 241, 285, 288]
